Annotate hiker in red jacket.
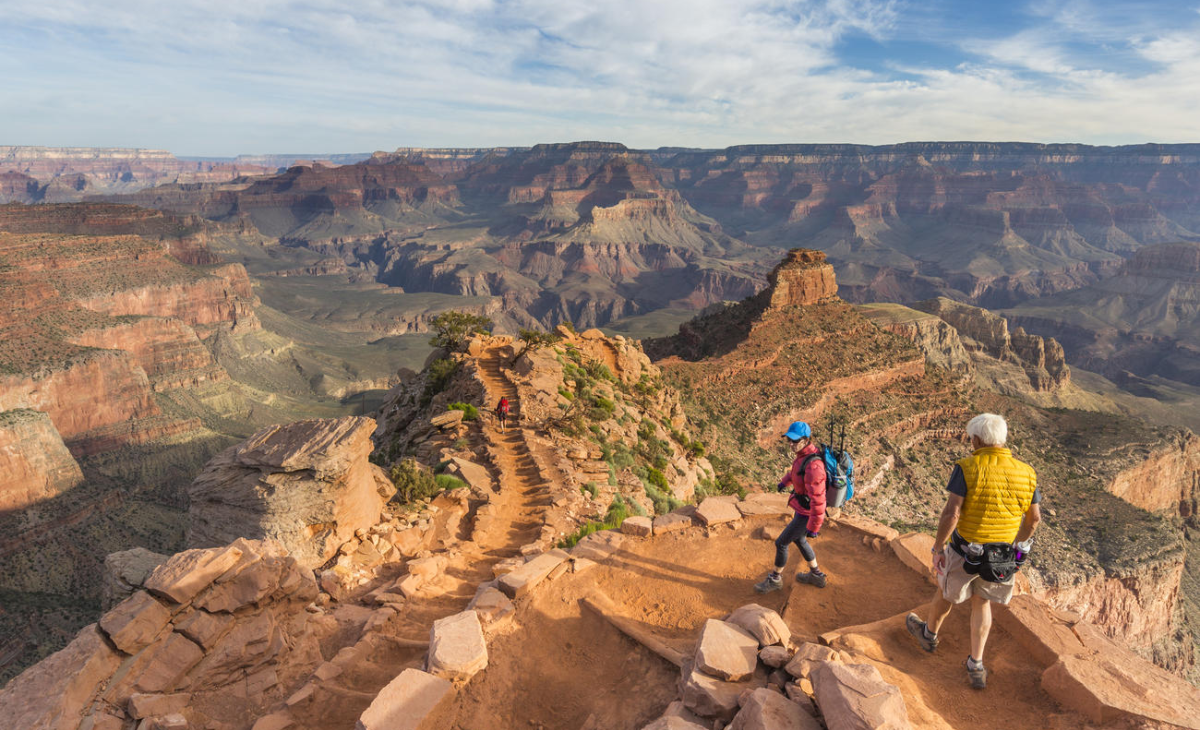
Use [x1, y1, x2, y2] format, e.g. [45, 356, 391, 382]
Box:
[496, 397, 510, 433]
[755, 420, 828, 592]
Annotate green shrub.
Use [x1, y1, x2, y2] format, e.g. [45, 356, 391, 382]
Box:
[589, 395, 616, 422]
[434, 474, 467, 492]
[448, 402, 479, 421]
[428, 311, 493, 352]
[390, 459, 440, 504]
[420, 358, 460, 408]
[557, 494, 629, 549]
[558, 388, 575, 401]
[453, 437, 469, 450]
[581, 482, 599, 499]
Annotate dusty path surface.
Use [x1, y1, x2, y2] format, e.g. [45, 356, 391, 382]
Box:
[451, 516, 1092, 730]
[289, 347, 557, 729]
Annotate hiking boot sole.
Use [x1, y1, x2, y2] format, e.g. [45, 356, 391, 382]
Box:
[906, 613, 939, 652]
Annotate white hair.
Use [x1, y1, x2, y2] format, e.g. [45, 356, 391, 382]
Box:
[967, 413, 1007, 446]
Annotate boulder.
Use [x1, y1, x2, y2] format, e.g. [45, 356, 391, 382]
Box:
[653, 512, 694, 534]
[127, 693, 189, 719]
[695, 619, 759, 681]
[621, 515, 654, 537]
[357, 668, 455, 730]
[736, 493, 791, 518]
[188, 416, 392, 569]
[144, 544, 245, 604]
[784, 643, 839, 679]
[430, 410, 465, 429]
[726, 604, 789, 647]
[811, 662, 911, 730]
[102, 547, 169, 610]
[890, 532, 936, 583]
[729, 688, 821, 730]
[570, 530, 625, 562]
[498, 549, 570, 599]
[0, 625, 122, 730]
[758, 646, 791, 669]
[446, 457, 493, 494]
[467, 586, 515, 630]
[641, 718, 708, 730]
[680, 660, 760, 722]
[695, 498, 742, 527]
[427, 611, 488, 683]
[99, 591, 172, 654]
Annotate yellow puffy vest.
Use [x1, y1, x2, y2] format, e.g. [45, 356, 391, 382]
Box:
[955, 446, 1037, 544]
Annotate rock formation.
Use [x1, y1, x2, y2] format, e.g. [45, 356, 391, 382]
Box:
[764, 249, 839, 310]
[858, 303, 974, 373]
[914, 297, 1070, 392]
[188, 417, 395, 568]
[0, 409, 83, 513]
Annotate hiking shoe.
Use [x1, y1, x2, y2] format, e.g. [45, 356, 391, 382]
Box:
[965, 658, 987, 690]
[906, 613, 939, 653]
[754, 573, 783, 594]
[795, 570, 827, 588]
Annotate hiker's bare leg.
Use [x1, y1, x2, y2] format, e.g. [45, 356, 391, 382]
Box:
[970, 594, 992, 662]
[925, 591, 954, 634]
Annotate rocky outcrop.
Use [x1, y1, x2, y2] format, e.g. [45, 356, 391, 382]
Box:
[0, 409, 83, 513]
[1106, 431, 1200, 516]
[0, 539, 320, 730]
[764, 249, 838, 310]
[859, 303, 973, 373]
[188, 417, 396, 568]
[67, 317, 229, 391]
[79, 263, 260, 334]
[914, 297, 1069, 391]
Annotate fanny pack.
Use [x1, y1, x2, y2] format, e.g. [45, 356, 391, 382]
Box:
[951, 532, 1018, 583]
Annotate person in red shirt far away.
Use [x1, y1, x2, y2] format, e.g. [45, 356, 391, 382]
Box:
[496, 397, 510, 433]
[755, 420, 828, 593]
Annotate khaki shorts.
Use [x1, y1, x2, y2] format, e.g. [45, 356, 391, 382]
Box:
[937, 547, 1015, 605]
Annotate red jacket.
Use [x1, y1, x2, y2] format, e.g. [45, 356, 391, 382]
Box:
[780, 443, 827, 533]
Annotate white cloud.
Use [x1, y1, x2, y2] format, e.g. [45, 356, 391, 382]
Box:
[0, 0, 1196, 154]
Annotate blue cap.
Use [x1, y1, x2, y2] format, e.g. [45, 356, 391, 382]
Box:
[784, 421, 811, 441]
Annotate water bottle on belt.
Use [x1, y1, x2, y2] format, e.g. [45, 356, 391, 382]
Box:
[965, 542, 984, 558]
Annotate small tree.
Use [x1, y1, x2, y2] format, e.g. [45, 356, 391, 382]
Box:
[512, 327, 561, 365]
[428, 311, 493, 352]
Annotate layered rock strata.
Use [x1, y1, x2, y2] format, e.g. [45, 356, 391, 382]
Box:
[0, 409, 84, 513]
[188, 417, 395, 568]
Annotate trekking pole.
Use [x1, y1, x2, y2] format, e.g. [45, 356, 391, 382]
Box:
[839, 423, 846, 455]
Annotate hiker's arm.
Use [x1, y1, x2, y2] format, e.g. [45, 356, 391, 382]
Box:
[1015, 503, 1041, 544]
[805, 463, 827, 533]
[933, 494, 963, 550]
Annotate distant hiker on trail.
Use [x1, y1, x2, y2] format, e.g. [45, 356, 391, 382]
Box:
[755, 420, 828, 593]
[906, 413, 1041, 690]
[496, 397, 510, 432]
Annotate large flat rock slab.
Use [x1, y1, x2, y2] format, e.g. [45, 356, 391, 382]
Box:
[499, 550, 569, 599]
[811, 661, 911, 730]
[695, 619, 759, 681]
[736, 493, 791, 518]
[726, 604, 789, 647]
[427, 611, 488, 683]
[144, 544, 244, 604]
[729, 688, 821, 730]
[357, 668, 455, 730]
[695, 498, 742, 527]
[99, 591, 172, 654]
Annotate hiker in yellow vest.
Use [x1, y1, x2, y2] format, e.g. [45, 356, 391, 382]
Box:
[905, 413, 1042, 690]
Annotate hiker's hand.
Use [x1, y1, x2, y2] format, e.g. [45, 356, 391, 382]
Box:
[932, 550, 946, 574]
[805, 530, 819, 539]
[776, 481, 787, 492]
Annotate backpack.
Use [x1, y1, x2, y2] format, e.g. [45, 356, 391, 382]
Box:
[801, 444, 855, 508]
[498, 398, 509, 414]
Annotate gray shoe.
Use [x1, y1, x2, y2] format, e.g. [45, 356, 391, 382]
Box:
[795, 570, 827, 588]
[754, 573, 783, 594]
[906, 613, 939, 652]
[966, 658, 987, 689]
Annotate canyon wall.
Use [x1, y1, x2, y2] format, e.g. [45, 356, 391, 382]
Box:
[0, 409, 84, 513]
[1106, 432, 1200, 516]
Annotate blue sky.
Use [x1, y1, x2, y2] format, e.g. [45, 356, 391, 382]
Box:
[1, 0, 1198, 156]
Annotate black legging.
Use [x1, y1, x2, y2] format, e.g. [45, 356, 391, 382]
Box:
[774, 512, 815, 569]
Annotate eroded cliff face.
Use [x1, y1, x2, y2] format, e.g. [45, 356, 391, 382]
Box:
[915, 297, 1069, 391]
[0, 410, 84, 513]
[188, 417, 395, 569]
[1106, 431, 1200, 516]
[858, 303, 974, 373]
[764, 248, 838, 309]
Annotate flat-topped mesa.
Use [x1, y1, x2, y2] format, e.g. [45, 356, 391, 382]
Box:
[915, 297, 1069, 391]
[188, 416, 396, 569]
[764, 248, 839, 310]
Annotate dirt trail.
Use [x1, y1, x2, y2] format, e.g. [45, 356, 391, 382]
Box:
[289, 347, 557, 730]
[451, 518, 1096, 730]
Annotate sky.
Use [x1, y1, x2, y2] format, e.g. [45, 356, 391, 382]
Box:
[1, 0, 1198, 156]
